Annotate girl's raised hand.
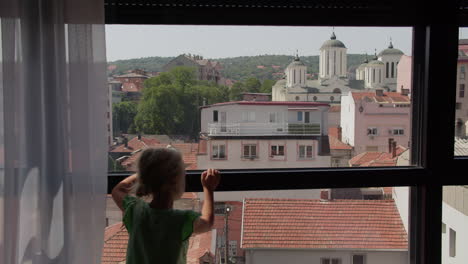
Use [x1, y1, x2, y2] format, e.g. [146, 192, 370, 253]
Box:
[201, 168, 220, 191]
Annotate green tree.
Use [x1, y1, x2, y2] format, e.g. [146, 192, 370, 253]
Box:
[260, 79, 275, 94]
[112, 101, 138, 135]
[135, 66, 228, 139]
[244, 77, 261, 93]
[229, 81, 245, 101]
[134, 83, 182, 135]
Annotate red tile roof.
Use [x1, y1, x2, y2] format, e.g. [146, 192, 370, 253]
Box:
[119, 143, 199, 170]
[241, 198, 408, 250]
[329, 105, 341, 113]
[349, 146, 407, 167]
[102, 222, 213, 264]
[110, 137, 161, 153]
[351, 92, 410, 104]
[328, 127, 352, 150]
[102, 223, 128, 264]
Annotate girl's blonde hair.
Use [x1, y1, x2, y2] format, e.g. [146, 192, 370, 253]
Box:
[135, 147, 185, 199]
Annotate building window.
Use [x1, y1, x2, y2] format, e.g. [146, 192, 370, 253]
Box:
[271, 145, 285, 156]
[367, 127, 378, 135]
[442, 222, 446, 233]
[366, 146, 379, 152]
[213, 110, 218, 122]
[386, 62, 389, 78]
[456, 102, 462, 110]
[243, 144, 257, 159]
[297, 111, 303, 121]
[242, 111, 255, 122]
[212, 144, 226, 159]
[298, 145, 313, 159]
[461, 66, 465, 79]
[391, 62, 395, 78]
[352, 255, 365, 264]
[449, 228, 456, 257]
[321, 258, 342, 264]
[460, 84, 465, 98]
[269, 112, 281, 123]
[391, 128, 405, 135]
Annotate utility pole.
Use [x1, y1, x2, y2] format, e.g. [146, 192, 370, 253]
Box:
[224, 205, 231, 264]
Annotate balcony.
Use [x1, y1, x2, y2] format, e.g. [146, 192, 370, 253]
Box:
[207, 122, 321, 136]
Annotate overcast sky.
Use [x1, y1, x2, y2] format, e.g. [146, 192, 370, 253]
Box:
[106, 26, 416, 62]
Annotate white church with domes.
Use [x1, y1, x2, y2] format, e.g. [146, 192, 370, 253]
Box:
[272, 32, 405, 103]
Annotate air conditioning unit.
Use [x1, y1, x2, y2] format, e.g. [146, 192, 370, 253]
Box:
[369, 136, 374, 140]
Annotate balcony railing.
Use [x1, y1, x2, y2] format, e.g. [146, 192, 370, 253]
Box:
[207, 122, 321, 136]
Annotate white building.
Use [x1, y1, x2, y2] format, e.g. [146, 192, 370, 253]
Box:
[442, 186, 468, 264]
[356, 43, 404, 91]
[197, 101, 331, 169]
[319, 32, 348, 79]
[241, 198, 408, 264]
[272, 33, 364, 104]
[273, 33, 405, 105]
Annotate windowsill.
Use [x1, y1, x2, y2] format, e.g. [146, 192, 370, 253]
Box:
[211, 157, 227, 161]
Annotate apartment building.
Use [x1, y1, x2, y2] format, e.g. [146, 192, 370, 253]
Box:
[340, 90, 411, 156]
[197, 101, 331, 169]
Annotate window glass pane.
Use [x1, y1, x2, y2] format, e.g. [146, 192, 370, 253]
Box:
[106, 25, 413, 170]
[104, 186, 410, 263]
[456, 29, 468, 155]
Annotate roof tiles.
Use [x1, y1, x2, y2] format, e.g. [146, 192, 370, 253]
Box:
[241, 198, 408, 250]
[101, 222, 213, 264]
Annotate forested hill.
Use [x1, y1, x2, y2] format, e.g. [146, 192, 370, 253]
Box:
[108, 54, 369, 81]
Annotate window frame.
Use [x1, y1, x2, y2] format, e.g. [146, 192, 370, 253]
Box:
[211, 143, 227, 160]
[105, 3, 467, 264]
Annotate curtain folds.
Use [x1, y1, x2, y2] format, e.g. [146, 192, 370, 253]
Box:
[0, 1, 108, 263]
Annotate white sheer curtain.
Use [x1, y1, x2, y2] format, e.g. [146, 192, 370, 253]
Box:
[0, 0, 108, 263]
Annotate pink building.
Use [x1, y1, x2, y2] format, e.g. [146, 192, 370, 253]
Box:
[396, 55, 412, 96]
[340, 90, 411, 156]
[456, 43, 468, 137]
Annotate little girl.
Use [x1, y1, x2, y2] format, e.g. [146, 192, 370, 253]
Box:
[111, 147, 221, 264]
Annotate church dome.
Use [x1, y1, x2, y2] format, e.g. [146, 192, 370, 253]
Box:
[320, 32, 346, 49]
[378, 41, 404, 56]
[358, 57, 369, 69]
[287, 54, 306, 68]
[368, 60, 384, 66]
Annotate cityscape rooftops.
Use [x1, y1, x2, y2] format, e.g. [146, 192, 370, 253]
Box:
[201, 101, 330, 109]
[351, 91, 410, 104]
[241, 198, 407, 250]
[348, 145, 407, 167]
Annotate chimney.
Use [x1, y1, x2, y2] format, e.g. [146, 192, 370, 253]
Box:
[320, 190, 330, 201]
[392, 141, 397, 158]
[376, 89, 384, 97]
[123, 137, 128, 148]
[138, 133, 142, 140]
[388, 138, 394, 153]
[401, 88, 410, 96]
[338, 126, 342, 141]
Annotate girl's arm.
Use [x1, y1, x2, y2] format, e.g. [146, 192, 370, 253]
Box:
[193, 169, 220, 234]
[111, 173, 138, 211]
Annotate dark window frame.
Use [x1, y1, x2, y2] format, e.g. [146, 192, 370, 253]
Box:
[105, 2, 468, 264]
